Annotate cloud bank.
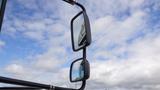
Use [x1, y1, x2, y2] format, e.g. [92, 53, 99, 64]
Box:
[0, 0, 160, 90]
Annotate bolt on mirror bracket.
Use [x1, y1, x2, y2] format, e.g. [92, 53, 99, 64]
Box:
[79, 80, 86, 90]
[62, 0, 75, 5]
[62, 0, 86, 12]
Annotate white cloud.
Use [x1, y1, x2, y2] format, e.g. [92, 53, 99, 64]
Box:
[92, 11, 148, 56]
[5, 64, 26, 76]
[85, 0, 160, 89]
[130, 0, 145, 8]
[34, 48, 66, 71]
[90, 34, 160, 90]
[0, 40, 5, 47]
[1, 0, 160, 90]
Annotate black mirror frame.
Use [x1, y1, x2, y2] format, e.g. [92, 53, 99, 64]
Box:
[70, 58, 90, 82]
[71, 11, 92, 52]
[0, 0, 7, 32]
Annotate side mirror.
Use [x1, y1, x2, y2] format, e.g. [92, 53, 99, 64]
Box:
[71, 11, 91, 52]
[70, 58, 90, 82]
[0, 0, 7, 32]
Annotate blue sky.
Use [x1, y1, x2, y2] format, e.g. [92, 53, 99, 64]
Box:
[0, 0, 160, 90]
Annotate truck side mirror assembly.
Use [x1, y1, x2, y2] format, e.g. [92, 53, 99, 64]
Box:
[70, 58, 90, 82]
[0, 0, 7, 32]
[66, 0, 92, 90]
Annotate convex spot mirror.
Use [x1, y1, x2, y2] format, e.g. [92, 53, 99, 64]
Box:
[70, 58, 90, 82]
[71, 11, 91, 51]
[0, 0, 7, 31]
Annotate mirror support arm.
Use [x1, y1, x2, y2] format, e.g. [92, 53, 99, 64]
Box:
[78, 80, 86, 90]
[0, 76, 80, 90]
[62, 0, 86, 12]
[0, 76, 53, 89]
[78, 48, 86, 90]
[83, 48, 86, 59]
[74, 2, 86, 12]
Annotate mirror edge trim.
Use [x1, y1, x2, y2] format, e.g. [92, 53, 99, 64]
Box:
[71, 11, 84, 52]
[71, 11, 92, 52]
[70, 58, 90, 83]
[70, 58, 84, 82]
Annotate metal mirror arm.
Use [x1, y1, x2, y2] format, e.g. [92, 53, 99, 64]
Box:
[74, 2, 86, 12]
[62, 0, 86, 12]
[0, 76, 52, 89]
[83, 48, 86, 59]
[0, 87, 77, 90]
[0, 76, 78, 90]
[0, 87, 41, 90]
[62, 0, 75, 5]
[79, 48, 87, 90]
[79, 80, 86, 90]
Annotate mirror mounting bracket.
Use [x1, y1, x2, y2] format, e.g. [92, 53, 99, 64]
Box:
[62, 0, 75, 5]
[63, 0, 86, 12]
[74, 2, 86, 12]
[83, 48, 86, 59]
[79, 80, 86, 90]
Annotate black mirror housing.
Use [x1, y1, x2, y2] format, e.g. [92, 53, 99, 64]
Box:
[70, 58, 90, 82]
[71, 11, 92, 52]
[0, 0, 7, 32]
[83, 12, 91, 46]
[62, 0, 76, 5]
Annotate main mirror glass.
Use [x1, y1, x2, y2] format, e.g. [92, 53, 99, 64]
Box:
[72, 12, 86, 51]
[71, 59, 84, 82]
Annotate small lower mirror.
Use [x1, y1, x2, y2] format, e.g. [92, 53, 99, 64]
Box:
[70, 58, 90, 82]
